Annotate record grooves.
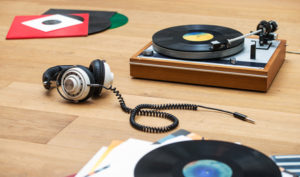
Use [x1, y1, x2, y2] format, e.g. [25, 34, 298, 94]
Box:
[134, 140, 281, 177]
[152, 25, 244, 59]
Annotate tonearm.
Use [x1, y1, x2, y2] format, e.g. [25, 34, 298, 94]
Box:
[211, 20, 278, 50]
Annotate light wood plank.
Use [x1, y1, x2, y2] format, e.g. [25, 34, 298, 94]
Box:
[47, 107, 300, 155]
[0, 106, 77, 144]
[0, 139, 95, 177]
[0, 83, 297, 155]
[0, 80, 10, 89]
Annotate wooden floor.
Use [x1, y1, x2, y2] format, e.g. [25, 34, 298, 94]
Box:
[1, 0, 300, 176]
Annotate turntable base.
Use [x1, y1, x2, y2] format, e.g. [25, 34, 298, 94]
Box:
[130, 39, 286, 91]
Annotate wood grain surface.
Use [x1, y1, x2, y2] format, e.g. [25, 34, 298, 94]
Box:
[0, 0, 300, 176]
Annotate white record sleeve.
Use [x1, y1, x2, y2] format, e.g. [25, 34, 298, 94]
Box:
[22, 14, 83, 32]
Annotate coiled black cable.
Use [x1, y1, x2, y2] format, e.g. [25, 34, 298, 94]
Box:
[104, 86, 253, 133]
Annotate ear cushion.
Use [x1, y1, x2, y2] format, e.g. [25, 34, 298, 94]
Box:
[89, 59, 105, 96]
[74, 65, 96, 102]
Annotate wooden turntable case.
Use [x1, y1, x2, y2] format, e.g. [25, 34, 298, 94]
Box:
[130, 40, 286, 92]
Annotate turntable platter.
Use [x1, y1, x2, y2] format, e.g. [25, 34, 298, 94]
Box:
[152, 25, 244, 59]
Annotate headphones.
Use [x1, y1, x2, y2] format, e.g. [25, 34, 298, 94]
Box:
[43, 59, 254, 133]
[42, 59, 114, 102]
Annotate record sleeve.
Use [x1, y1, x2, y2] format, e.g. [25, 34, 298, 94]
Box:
[43, 9, 115, 34]
[6, 14, 89, 39]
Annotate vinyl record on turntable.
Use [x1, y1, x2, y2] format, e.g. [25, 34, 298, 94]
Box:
[134, 140, 282, 177]
[152, 25, 244, 59]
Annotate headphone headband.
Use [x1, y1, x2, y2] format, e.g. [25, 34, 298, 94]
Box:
[42, 65, 73, 89]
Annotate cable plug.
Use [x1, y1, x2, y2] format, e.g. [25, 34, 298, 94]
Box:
[233, 112, 255, 124]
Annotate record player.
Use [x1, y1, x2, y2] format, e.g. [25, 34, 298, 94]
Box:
[130, 20, 286, 91]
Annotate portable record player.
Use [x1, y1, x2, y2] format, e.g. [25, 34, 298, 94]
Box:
[130, 20, 286, 91]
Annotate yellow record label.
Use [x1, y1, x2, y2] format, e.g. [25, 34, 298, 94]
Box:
[183, 32, 214, 42]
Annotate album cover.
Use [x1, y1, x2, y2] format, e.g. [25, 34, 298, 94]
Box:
[272, 155, 300, 176]
[6, 13, 89, 39]
[43, 9, 115, 34]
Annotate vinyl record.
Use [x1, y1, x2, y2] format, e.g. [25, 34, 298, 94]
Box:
[152, 25, 244, 59]
[43, 9, 116, 34]
[109, 13, 128, 29]
[59, 14, 85, 22]
[134, 140, 281, 177]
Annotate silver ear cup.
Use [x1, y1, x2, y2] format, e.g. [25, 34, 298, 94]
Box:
[103, 62, 114, 88]
[57, 67, 91, 101]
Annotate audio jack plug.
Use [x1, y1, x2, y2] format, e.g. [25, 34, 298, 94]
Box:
[195, 105, 255, 124]
[233, 112, 255, 124]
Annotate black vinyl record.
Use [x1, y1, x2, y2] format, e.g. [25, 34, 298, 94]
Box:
[43, 9, 116, 34]
[152, 25, 244, 59]
[134, 140, 281, 177]
[60, 14, 85, 22]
